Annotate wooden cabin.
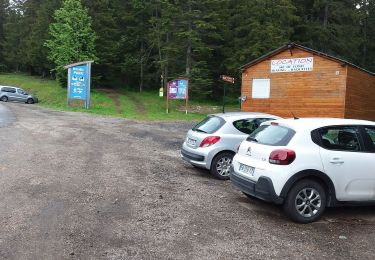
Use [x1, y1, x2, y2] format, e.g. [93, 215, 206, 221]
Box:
[240, 43, 375, 121]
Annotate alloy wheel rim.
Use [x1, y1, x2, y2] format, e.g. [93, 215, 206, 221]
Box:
[295, 188, 321, 218]
[216, 157, 232, 176]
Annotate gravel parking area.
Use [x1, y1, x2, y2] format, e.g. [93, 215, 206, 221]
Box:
[0, 103, 374, 259]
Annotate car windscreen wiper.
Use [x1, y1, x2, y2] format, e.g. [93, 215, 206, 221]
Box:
[194, 128, 207, 133]
[247, 136, 258, 142]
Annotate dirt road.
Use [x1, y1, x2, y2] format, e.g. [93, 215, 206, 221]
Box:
[0, 103, 374, 259]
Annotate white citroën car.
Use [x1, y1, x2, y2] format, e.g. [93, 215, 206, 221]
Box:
[231, 118, 375, 223]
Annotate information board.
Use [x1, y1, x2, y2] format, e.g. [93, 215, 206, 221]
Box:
[69, 65, 88, 100]
[167, 79, 188, 99]
[166, 78, 189, 114]
[65, 61, 93, 109]
[271, 57, 313, 73]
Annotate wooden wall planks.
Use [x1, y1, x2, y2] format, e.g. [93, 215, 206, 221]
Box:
[345, 67, 375, 121]
[241, 48, 348, 118]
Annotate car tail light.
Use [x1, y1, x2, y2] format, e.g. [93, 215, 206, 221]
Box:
[269, 149, 296, 165]
[200, 136, 221, 148]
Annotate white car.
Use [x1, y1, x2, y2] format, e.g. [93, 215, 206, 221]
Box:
[181, 112, 280, 180]
[230, 118, 375, 223]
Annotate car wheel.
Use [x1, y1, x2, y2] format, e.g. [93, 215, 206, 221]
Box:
[283, 179, 326, 223]
[210, 152, 234, 180]
[1, 96, 8, 102]
[26, 98, 34, 104]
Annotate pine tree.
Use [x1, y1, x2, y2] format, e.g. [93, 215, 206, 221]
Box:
[149, 0, 180, 91]
[292, 0, 362, 63]
[223, 0, 297, 74]
[26, 0, 61, 77]
[177, 0, 224, 98]
[82, 0, 124, 88]
[45, 0, 97, 86]
[3, 4, 25, 71]
[0, 0, 9, 71]
[119, 0, 154, 91]
[357, 0, 375, 71]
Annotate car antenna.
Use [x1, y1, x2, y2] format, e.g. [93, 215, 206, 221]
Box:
[291, 112, 299, 120]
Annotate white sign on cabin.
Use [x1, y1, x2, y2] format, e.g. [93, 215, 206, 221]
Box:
[271, 57, 314, 73]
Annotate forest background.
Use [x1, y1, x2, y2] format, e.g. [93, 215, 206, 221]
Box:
[0, 0, 374, 101]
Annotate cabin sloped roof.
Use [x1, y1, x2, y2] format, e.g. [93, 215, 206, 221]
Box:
[240, 43, 375, 76]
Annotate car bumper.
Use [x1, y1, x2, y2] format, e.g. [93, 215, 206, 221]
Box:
[230, 166, 284, 204]
[181, 148, 207, 168]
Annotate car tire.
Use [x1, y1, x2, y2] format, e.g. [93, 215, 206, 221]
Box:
[26, 98, 34, 104]
[283, 179, 326, 223]
[1, 96, 8, 102]
[210, 152, 234, 180]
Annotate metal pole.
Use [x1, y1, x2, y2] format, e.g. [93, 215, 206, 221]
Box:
[67, 68, 71, 107]
[186, 79, 189, 114]
[166, 81, 169, 113]
[86, 62, 91, 109]
[222, 84, 226, 113]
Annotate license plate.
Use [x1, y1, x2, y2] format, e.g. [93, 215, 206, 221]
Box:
[239, 163, 255, 176]
[187, 138, 196, 146]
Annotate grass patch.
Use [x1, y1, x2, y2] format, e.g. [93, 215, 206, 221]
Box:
[0, 73, 241, 121]
[123, 91, 205, 121]
[118, 94, 136, 118]
[0, 73, 119, 116]
[0, 73, 213, 121]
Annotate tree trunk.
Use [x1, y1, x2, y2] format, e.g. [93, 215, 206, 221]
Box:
[139, 40, 144, 92]
[185, 2, 192, 78]
[323, 1, 329, 28]
[165, 32, 169, 88]
[154, 5, 165, 88]
[362, 8, 368, 66]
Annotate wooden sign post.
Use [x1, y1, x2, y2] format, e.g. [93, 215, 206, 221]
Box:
[220, 75, 235, 113]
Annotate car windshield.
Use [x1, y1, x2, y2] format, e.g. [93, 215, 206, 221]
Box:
[192, 116, 225, 134]
[247, 124, 295, 146]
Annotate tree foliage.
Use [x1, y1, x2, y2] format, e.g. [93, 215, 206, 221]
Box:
[0, 0, 8, 71]
[1, 0, 375, 97]
[45, 0, 97, 85]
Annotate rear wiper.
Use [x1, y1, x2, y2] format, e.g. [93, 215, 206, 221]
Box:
[247, 136, 258, 142]
[194, 128, 207, 133]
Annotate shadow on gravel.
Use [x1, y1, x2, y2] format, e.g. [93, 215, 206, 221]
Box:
[184, 164, 215, 180]
[235, 195, 285, 219]
[321, 206, 375, 225]
[237, 193, 375, 225]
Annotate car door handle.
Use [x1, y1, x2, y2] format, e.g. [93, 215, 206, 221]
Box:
[329, 158, 344, 164]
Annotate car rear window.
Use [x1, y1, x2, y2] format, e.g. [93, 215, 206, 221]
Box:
[192, 116, 225, 134]
[246, 124, 295, 146]
[233, 118, 275, 135]
[1, 87, 16, 93]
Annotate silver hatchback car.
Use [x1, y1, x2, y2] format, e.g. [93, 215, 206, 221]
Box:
[0, 86, 38, 104]
[181, 112, 281, 180]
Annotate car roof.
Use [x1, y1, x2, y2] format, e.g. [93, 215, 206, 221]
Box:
[0, 86, 18, 89]
[210, 112, 281, 121]
[268, 118, 375, 131]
